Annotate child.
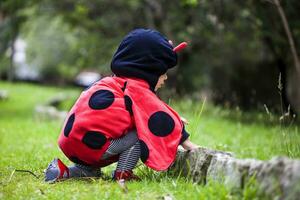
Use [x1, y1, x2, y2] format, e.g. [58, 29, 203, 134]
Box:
[45, 28, 198, 183]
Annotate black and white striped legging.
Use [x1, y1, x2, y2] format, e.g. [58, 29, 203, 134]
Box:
[69, 130, 140, 178]
[101, 129, 140, 171]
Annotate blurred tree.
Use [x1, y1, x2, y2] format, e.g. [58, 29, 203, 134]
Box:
[24, 16, 78, 83]
[1, 0, 299, 112]
[0, 0, 40, 81]
[253, 0, 300, 114]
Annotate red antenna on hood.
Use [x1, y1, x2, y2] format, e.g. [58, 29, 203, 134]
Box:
[173, 42, 188, 52]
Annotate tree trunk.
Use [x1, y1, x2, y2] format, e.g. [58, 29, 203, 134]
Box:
[7, 14, 19, 82]
[272, 0, 300, 75]
[8, 35, 16, 82]
[263, 36, 297, 116]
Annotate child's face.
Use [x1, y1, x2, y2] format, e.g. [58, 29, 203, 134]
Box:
[155, 73, 168, 91]
[154, 41, 173, 91]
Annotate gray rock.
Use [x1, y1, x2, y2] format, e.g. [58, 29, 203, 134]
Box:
[224, 158, 263, 190]
[256, 157, 300, 199]
[34, 94, 70, 121]
[47, 94, 69, 108]
[35, 105, 67, 121]
[171, 147, 233, 184]
[283, 160, 300, 200]
[0, 90, 8, 100]
[74, 71, 101, 87]
[206, 153, 232, 183]
[171, 147, 300, 199]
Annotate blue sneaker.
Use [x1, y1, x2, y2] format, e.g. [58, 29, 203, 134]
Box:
[44, 158, 69, 183]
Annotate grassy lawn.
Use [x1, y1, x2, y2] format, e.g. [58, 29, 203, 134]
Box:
[0, 81, 299, 199]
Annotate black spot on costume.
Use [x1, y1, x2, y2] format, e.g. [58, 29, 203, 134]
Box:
[64, 113, 75, 137]
[88, 90, 114, 110]
[139, 140, 149, 163]
[82, 131, 107, 149]
[148, 111, 175, 137]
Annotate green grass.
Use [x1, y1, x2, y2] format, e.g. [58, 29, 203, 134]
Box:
[174, 99, 300, 160]
[0, 81, 299, 199]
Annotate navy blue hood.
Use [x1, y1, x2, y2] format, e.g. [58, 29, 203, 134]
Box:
[111, 28, 177, 90]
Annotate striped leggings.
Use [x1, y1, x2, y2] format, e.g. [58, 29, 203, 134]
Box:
[101, 129, 140, 171]
[68, 130, 140, 177]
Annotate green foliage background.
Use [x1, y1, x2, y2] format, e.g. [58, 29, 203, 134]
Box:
[1, 0, 300, 111]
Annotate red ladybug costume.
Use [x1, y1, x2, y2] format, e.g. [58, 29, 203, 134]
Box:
[58, 29, 188, 171]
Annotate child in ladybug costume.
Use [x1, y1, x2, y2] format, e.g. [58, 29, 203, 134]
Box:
[45, 28, 198, 183]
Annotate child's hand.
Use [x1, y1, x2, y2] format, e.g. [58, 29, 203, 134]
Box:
[181, 139, 199, 151]
[180, 116, 189, 125]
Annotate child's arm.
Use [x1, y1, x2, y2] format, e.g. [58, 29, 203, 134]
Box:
[181, 138, 199, 151]
[179, 116, 199, 150]
[179, 117, 199, 150]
